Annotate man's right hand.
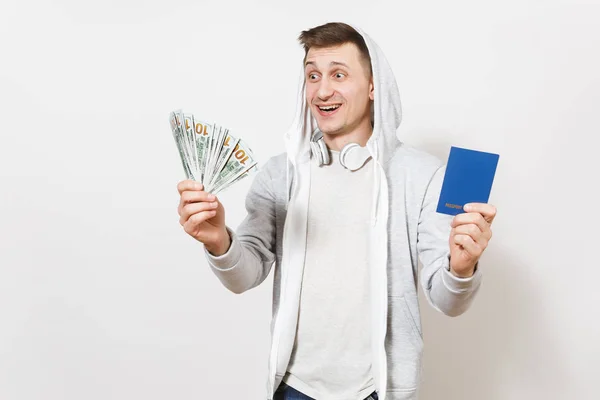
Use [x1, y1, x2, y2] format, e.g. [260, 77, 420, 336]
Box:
[177, 180, 231, 256]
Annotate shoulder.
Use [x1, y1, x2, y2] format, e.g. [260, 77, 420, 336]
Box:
[390, 144, 444, 168]
[387, 144, 445, 178]
[258, 152, 289, 181]
[247, 152, 289, 198]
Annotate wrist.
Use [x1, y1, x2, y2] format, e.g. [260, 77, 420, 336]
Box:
[450, 268, 474, 278]
[449, 262, 478, 278]
[205, 229, 231, 256]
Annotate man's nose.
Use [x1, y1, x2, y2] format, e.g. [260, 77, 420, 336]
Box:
[317, 78, 334, 100]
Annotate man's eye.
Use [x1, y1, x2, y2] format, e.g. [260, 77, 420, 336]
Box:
[335, 73, 346, 79]
[308, 73, 318, 80]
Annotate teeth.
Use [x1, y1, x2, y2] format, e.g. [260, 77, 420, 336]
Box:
[319, 105, 340, 111]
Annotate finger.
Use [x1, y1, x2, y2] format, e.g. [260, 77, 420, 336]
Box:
[177, 180, 203, 195]
[180, 190, 216, 205]
[178, 192, 217, 216]
[453, 224, 490, 246]
[453, 234, 483, 258]
[464, 203, 497, 224]
[183, 210, 218, 232]
[179, 201, 219, 225]
[451, 212, 488, 233]
[178, 188, 211, 216]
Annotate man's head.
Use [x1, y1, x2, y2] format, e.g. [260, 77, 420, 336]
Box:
[298, 22, 374, 143]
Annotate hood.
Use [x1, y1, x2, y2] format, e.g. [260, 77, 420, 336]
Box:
[284, 24, 403, 168]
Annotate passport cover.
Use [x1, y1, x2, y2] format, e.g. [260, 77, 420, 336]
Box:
[436, 146, 500, 216]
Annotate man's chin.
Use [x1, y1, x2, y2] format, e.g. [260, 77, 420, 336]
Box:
[316, 123, 344, 136]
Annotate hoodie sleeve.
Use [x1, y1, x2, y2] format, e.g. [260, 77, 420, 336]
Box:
[417, 165, 483, 317]
[203, 160, 277, 294]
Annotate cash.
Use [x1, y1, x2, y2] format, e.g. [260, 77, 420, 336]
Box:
[169, 109, 258, 194]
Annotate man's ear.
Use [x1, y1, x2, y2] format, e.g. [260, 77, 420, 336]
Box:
[369, 76, 374, 101]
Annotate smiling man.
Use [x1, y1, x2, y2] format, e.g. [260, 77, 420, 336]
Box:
[306, 43, 373, 146]
[176, 22, 496, 400]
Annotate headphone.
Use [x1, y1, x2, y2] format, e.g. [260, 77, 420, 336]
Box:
[309, 129, 372, 171]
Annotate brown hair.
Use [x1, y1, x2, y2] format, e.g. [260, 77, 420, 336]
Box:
[297, 22, 372, 76]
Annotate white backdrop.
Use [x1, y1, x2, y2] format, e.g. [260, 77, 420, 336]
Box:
[1, 1, 599, 399]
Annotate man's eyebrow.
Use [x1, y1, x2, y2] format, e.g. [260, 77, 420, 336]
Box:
[304, 61, 350, 69]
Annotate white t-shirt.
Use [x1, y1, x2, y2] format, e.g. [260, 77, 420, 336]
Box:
[282, 148, 376, 400]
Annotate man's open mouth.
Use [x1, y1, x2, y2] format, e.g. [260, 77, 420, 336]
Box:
[317, 104, 342, 114]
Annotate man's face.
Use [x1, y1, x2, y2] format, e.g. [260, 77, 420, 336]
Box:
[304, 42, 374, 136]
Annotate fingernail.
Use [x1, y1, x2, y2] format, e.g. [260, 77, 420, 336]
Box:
[464, 204, 471, 211]
[208, 194, 215, 200]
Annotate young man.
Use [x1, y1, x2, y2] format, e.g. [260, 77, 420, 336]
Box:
[176, 22, 496, 400]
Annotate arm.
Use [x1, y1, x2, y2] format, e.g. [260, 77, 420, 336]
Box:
[417, 166, 483, 317]
[203, 162, 277, 294]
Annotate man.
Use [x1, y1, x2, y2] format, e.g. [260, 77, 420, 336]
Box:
[176, 22, 496, 400]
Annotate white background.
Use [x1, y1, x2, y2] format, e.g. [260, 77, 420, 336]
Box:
[1, 0, 599, 399]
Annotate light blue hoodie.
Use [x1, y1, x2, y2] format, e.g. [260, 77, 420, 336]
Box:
[204, 24, 482, 400]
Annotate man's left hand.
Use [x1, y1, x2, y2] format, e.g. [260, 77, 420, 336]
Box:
[449, 203, 497, 277]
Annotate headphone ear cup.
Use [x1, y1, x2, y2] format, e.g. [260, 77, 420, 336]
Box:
[317, 137, 331, 165]
[310, 128, 331, 166]
[340, 143, 371, 171]
[310, 140, 324, 166]
[339, 143, 359, 169]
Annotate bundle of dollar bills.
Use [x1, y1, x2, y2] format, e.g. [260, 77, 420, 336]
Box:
[169, 110, 258, 194]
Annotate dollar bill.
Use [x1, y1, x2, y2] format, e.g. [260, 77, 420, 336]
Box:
[208, 128, 240, 186]
[205, 139, 257, 193]
[182, 113, 199, 176]
[211, 164, 257, 195]
[192, 116, 211, 183]
[176, 110, 199, 180]
[204, 124, 227, 184]
[169, 111, 193, 179]
[169, 110, 258, 194]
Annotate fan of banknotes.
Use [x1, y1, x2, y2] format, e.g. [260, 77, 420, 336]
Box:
[169, 110, 258, 194]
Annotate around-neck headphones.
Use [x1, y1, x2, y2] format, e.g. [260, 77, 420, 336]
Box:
[309, 129, 372, 171]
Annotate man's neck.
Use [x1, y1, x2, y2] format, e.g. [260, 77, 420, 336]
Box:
[322, 121, 373, 151]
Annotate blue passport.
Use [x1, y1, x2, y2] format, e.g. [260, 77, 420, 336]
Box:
[436, 146, 500, 216]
